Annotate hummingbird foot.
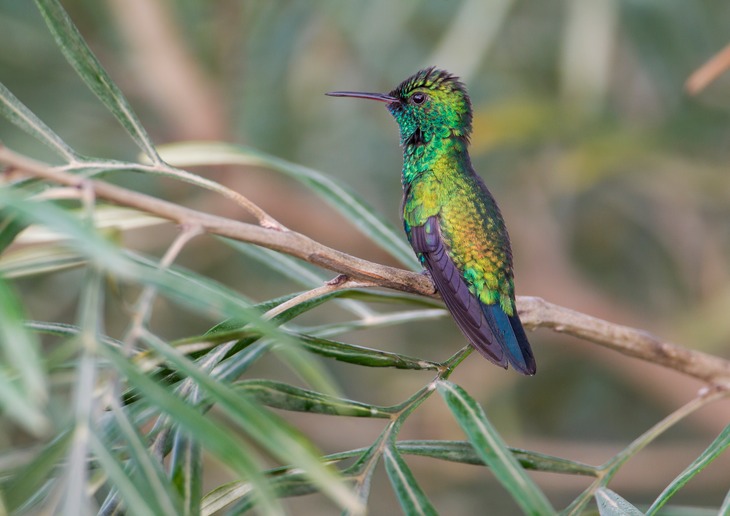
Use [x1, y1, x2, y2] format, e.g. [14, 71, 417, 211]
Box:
[419, 268, 438, 294]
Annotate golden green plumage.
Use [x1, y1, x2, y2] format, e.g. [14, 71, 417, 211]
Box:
[402, 132, 515, 315]
[327, 67, 536, 374]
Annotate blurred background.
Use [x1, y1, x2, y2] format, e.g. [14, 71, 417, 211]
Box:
[2, 0, 730, 513]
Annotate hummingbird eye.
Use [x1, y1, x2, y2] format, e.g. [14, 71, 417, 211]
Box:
[411, 92, 427, 105]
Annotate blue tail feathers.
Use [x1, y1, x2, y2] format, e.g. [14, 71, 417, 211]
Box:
[482, 303, 536, 376]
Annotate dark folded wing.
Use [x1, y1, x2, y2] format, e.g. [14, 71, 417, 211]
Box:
[409, 216, 507, 368]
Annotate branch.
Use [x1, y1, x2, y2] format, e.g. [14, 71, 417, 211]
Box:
[1, 146, 431, 296]
[518, 297, 730, 387]
[686, 43, 730, 95]
[2, 145, 729, 387]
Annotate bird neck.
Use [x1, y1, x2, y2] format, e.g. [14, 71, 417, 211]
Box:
[401, 133, 470, 186]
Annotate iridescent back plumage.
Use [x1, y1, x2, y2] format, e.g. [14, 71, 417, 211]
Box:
[327, 67, 536, 375]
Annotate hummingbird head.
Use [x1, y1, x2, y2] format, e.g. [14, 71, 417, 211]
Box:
[327, 67, 473, 148]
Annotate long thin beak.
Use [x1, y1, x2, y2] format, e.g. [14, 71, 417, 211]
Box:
[325, 91, 398, 103]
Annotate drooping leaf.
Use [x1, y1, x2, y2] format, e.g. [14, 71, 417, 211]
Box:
[34, 0, 161, 163]
[107, 400, 183, 516]
[0, 244, 86, 278]
[235, 380, 391, 418]
[0, 80, 80, 161]
[61, 266, 103, 516]
[300, 308, 447, 339]
[100, 342, 285, 516]
[0, 277, 49, 436]
[2, 430, 72, 512]
[88, 430, 163, 516]
[383, 444, 438, 516]
[203, 470, 323, 515]
[0, 210, 31, 255]
[2, 193, 339, 395]
[169, 419, 203, 515]
[298, 334, 439, 370]
[436, 381, 555, 515]
[646, 423, 730, 515]
[140, 331, 361, 514]
[395, 440, 598, 476]
[595, 487, 643, 516]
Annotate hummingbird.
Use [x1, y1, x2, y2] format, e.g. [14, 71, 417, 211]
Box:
[327, 67, 536, 375]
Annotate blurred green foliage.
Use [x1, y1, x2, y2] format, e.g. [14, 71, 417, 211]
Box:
[1, 0, 730, 514]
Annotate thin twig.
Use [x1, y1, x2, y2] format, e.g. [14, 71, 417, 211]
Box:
[686, 43, 730, 95]
[64, 159, 285, 230]
[2, 146, 431, 295]
[2, 145, 730, 387]
[122, 223, 204, 353]
[261, 275, 377, 321]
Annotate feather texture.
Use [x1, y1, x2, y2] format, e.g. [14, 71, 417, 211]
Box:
[409, 217, 535, 374]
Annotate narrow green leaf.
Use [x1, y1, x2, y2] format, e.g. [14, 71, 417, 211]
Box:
[0, 244, 85, 278]
[298, 334, 439, 370]
[436, 381, 555, 515]
[129, 254, 342, 396]
[15, 206, 166, 246]
[0, 278, 47, 399]
[202, 482, 257, 515]
[1, 206, 158, 270]
[395, 440, 598, 476]
[383, 445, 438, 516]
[205, 291, 322, 334]
[721, 487, 730, 515]
[223, 238, 374, 318]
[1, 194, 338, 396]
[157, 141, 418, 268]
[169, 361, 216, 516]
[26, 320, 123, 354]
[203, 471, 323, 515]
[0, 191, 134, 276]
[235, 380, 391, 418]
[62, 266, 103, 516]
[345, 448, 380, 515]
[272, 342, 342, 400]
[260, 440, 598, 480]
[34, 0, 161, 162]
[0, 277, 49, 435]
[128, 250, 255, 307]
[595, 488, 643, 516]
[0, 210, 30, 254]
[3, 430, 72, 512]
[302, 308, 447, 339]
[107, 400, 183, 516]
[212, 341, 272, 382]
[88, 431, 158, 516]
[170, 428, 202, 516]
[100, 343, 285, 516]
[339, 288, 444, 308]
[0, 80, 80, 161]
[647, 423, 730, 515]
[140, 332, 362, 514]
[223, 238, 332, 287]
[264, 290, 360, 325]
